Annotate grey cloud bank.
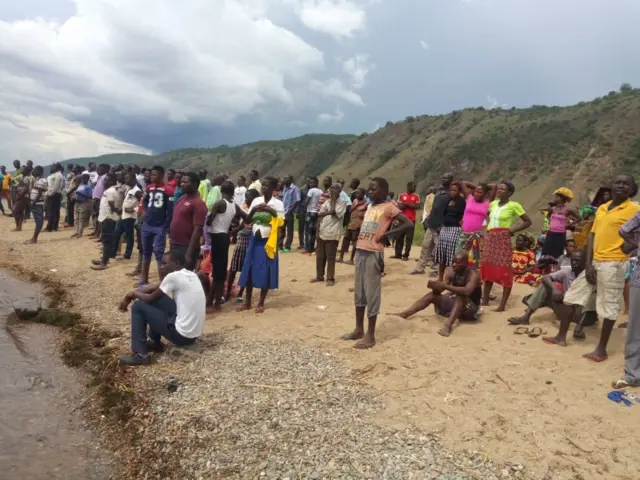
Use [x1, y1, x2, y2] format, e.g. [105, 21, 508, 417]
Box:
[0, 0, 639, 163]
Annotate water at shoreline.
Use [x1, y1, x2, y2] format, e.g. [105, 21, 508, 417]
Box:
[0, 270, 113, 479]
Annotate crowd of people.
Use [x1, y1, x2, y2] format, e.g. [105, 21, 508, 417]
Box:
[2, 160, 640, 389]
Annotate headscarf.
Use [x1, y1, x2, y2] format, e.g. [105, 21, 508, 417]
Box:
[554, 187, 574, 202]
[500, 180, 515, 195]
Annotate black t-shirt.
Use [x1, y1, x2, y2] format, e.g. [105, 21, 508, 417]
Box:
[442, 195, 466, 227]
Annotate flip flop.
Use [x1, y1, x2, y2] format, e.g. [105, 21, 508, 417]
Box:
[612, 379, 633, 389]
[528, 327, 545, 338]
[514, 327, 530, 335]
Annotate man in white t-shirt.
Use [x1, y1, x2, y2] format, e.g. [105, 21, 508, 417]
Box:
[118, 250, 206, 365]
[304, 177, 323, 253]
[248, 169, 262, 192]
[234, 175, 248, 206]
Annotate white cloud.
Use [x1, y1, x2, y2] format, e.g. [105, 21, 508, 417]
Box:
[342, 54, 374, 89]
[310, 78, 364, 105]
[0, 111, 150, 164]
[288, 119, 308, 127]
[317, 107, 344, 123]
[0, 0, 370, 161]
[295, 0, 366, 39]
[420, 40, 429, 51]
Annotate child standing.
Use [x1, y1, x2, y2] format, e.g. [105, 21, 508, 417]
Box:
[338, 187, 367, 264]
[226, 189, 260, 303]
[72, 174, 93, 238]
[342, 177, 413, 349]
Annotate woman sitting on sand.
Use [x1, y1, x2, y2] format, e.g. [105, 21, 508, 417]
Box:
[481, 181, 532, 312]
[236, 177, 285, 313]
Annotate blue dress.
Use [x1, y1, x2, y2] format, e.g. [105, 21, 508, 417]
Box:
[238, 233, 279, 290]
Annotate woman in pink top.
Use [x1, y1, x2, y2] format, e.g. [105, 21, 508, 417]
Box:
[457, 182, 497, 269]
[540, 187, 579, 259]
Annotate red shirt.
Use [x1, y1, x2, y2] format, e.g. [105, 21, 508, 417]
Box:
[167, 179, 178, 190]
[169, 193, 208, 246]
[399, 192, 420, 222]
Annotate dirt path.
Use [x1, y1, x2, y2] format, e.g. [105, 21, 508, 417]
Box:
[1, 216, 638, 479]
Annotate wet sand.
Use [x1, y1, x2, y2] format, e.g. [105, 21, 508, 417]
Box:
[0, 270, 112, 479]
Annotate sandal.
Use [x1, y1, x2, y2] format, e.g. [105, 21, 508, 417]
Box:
[514, 327, 530, 335]
[612, 379, 634, 389]
[528, 327, 545, 338]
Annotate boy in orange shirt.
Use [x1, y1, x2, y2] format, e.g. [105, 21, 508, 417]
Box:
[342, 177, 413, 349]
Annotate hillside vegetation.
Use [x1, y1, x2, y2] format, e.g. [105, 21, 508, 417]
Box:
[65, 86, 640, 215]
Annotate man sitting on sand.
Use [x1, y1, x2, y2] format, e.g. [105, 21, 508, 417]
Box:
[118, 251, 206, 366]
[507, 251, 596, 336]
[391, 251, 482, 337]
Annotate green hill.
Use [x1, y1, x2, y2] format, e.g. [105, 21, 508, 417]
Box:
[61, 86, 640, 217]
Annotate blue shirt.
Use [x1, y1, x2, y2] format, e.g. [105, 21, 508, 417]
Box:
[143, 183, 175, 229]
[282, 184, 301, 214]
[75, 184, 93, 202]
[174, 186, 184, 202]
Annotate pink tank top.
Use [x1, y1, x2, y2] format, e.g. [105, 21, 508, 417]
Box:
[549, 204, 568, 233]
[462, 195, 490, 233]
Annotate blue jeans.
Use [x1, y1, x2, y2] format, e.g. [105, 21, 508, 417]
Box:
[141, 224, 166, 263]
[112, 218, 135, 259]
[304, 212, 318, 253]
[130, 293, 196, 355]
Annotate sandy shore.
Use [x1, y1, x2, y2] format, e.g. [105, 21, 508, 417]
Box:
[1, 214, 638, 480]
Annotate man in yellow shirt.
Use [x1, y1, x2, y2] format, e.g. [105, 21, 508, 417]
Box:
[543, 174, 640, 362]
[1, 165, 12, 211]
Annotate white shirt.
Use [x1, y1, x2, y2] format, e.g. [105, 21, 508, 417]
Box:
[46, 171, 64, 196]
[233, 186, 247, 207]
[249, 195, 285, 238]
[248, 180, 262, 192]
[98, 186, 120, 222]
[159, 269, 206, 338]
[83, 170, 99, 186]
[136, 174, 146, 190]
[122, 185, 141, 220]
[306, 188, 323, 213]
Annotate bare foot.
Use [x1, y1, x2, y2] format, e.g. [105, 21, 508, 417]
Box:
[325, 280, 335, 286]
[493, 306, 506, 312]
[389, 312, 410, 319]
[341, 330, 364, 341]
[11, 228, 21, 232]
[310, 278, 324, 283]
[542, 335, 567, 346]
[583, 348, 608, 362]
[206, 305, 222, 314]
[70, 233, 78, 238]
[255, 306, 265, 314]
[573, 326, 586, 340]
[236, 304, 252, 312]
[354, 335, 376, 349]
[618, 322, 629, 329]
[438, 326, 452, 337]
[24, 239, 37, 244]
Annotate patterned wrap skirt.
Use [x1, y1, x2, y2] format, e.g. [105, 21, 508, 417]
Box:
[456, 231, 484, 271]
[480, 228, 514, 288]
[435, 226, 463, 267]
[230, 234, 249, 273]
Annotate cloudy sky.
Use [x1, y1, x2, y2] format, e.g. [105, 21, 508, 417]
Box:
[1, 0, 639, 163]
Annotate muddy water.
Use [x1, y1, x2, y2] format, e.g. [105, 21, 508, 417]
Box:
[0, 270, 113, 479]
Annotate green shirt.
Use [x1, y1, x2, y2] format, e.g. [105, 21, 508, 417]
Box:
[487, 200, 525, 229]
[206, 185, 222, 210]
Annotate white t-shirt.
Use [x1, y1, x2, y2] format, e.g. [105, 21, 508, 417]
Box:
[98, 186, 120, 222]
[83, 170, 99, 186]
[122, 185, 141, 220]
[159, 269, 206, 338]
[233, 186, 247, 207]
[248, 180, 262, 192]
[306, 187, 323, 213]
[249, 195, 285, 238]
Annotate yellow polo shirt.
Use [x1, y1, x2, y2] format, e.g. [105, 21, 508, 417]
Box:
[591, 199, 640, 261]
